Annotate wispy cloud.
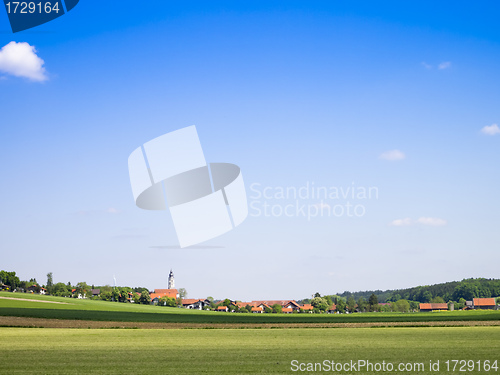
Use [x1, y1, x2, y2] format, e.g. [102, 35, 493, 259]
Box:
[390, 217, 447, 226]
[416, 217, 447, 226]
[421, 61, 452, 70]
[438, 61, 451, 70]
[379, 149, 405, 161]
[481, 124, 500, 136]
[390, 218, 412, 226]
[0, 41, 48, 82]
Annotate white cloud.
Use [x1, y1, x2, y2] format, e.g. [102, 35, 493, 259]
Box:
[390, 218, 412, 226]
[379, 149, 406, 161]
[421, 62, 432, 69]
[0, 41, 48, 82]
[390, 217, 447, 227]
[438, 61, 451, 70]
[481, 124, 500, 136]
[416, 217, 447, 226]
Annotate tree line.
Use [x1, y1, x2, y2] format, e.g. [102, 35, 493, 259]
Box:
[336, 278, 500, 304]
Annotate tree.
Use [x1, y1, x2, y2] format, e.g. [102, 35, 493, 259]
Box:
[347, 296, 356, 313]
[133, 293, 141, 304]
[0, 271, 20, 289]
[100, 290, 112, 301]
[311, 297, 329, 312]
[52, 282, 70, 297]
[74, 282, 90, 298]
[272, 304, 282, 313]
[430, 296, 445, 303]
[409, 301, 419, 312]
[159, 296, 176, 307]
[368, 293, 379, 312]
[357, 297, 367, 312]
[325, 295, 333, 306]
[46, 272, 53, 295]
[119, 288, 130, 303]
[139, 290, 151, 305]
[336, 299, 346, 313]
[112, 289, 120, 302]
[314, 292, 321, 298]
[222, 298, 231, 307]
[422, 291, 432, 303]
[395, 299, 410, 313]
[178, 288, 187, 299]
[207, 296, 216, 309]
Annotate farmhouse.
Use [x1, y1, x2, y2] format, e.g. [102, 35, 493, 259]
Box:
[26, 284, 46, 294]
[470, 298, 497, 310]
[419, 303, 448, 312]
[150, 289, 178, 299]
[283, 301, 301, 311]
[300, 304, 314, 313]
[182, 298, 210, 310]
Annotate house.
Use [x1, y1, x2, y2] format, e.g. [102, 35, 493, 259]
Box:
[471, 298, 497, 310]
[216, 306, 228, 312]
[282, 307, 293, 314]
[419, 303, 448, 312]
[300, 304, 314, 313]
[26, 284, 46, 295]
[251, 306, 263, 313]
[91, 289, 100, 298]
[283, 301, 301, 311]
[149, 288, 178, 304]
[151, 296, 160, 305]
[182, 299, 210, 310]
[26, 284, 39, 293]
[152, 289, 178, 299]
[257, 303, 271, 311]
[327, 304, 337, 313]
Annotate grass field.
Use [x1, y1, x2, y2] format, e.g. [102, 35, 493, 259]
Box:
[1, 326, 499, 374]
[2, 292, 500, 325]
[2, 292, 500, 374]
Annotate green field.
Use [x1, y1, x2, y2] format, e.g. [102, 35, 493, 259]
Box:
[1, 327, 499, 374]
[2, 292, 500, 374]
[1, 292, 500, 324]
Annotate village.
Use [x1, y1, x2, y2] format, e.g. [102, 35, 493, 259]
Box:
[3, 270, 498, 314]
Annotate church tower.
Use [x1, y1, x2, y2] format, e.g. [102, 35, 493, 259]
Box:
[168, 269, 174, 289]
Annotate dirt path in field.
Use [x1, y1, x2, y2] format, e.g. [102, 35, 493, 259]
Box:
[0, 296, 69, 304]
[1, 316, 500, 329]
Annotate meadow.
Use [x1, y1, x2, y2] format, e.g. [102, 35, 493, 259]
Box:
[1, 292, 500, 325]
[1, 326, 499, 374]
[2, 292, 500, 374]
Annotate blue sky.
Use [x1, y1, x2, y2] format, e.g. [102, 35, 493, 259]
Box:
[0, 1, 499, 300]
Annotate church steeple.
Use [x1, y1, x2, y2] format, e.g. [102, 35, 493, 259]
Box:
[168, 269, 175, 289]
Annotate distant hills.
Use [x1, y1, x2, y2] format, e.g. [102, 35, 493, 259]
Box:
[335, 278, 500, 303]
